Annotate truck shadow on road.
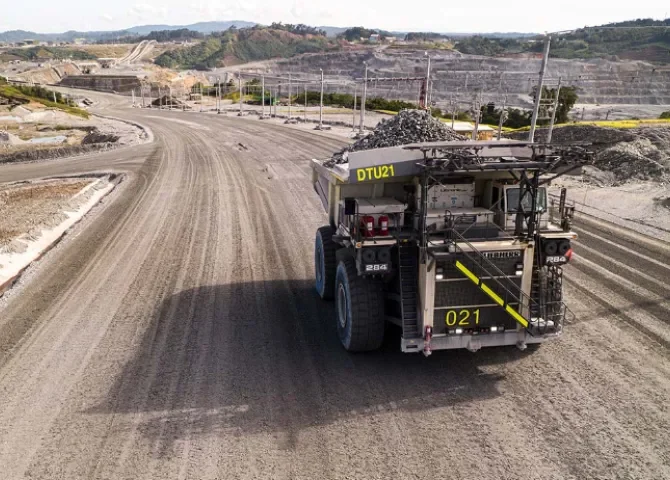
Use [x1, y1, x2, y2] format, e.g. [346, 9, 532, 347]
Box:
[89, 279, 535, 455]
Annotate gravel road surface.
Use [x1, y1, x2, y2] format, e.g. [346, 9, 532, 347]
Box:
[0, 96, 669, 479]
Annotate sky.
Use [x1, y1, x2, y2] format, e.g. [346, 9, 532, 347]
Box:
[1, 0, 668, 34]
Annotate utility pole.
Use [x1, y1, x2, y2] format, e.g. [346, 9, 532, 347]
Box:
[304, 84, 307, 122]
[352, 83, 357, 132]
[218, 79, 221, 112]
[359, 62, 368, 135]
[141, 84, 145, 107]
[319, 68, 324, 129]
[261, 75, 265, 117]
[546, 77, 562, 144]
[472, 93, 481, 140]
[53, 91, 57, 103]
[288, 73, 292, 120]
[497, 94, 507, 140]
[529, 35, 551, 142]
[132, 89, 135, 106]
[238, 74, 243, 116]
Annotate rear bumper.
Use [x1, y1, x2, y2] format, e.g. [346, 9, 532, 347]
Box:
[401, 330, 560, 353]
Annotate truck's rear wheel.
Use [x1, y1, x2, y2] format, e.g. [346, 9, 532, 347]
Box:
[335, 258, 385, 352]
[315, 226, 337, 300]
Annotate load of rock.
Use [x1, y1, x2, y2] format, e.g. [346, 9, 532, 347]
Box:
[151, 95, 189, 109]
[329, 109, 467, 165]
[507, 125, 670, 183]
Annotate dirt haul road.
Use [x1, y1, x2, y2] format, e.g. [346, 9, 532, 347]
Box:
[0, 105, 669, 480]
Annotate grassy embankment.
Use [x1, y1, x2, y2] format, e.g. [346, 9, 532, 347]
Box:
[0, 80, 89, 119]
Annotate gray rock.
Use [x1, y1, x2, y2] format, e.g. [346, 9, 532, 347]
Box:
[329, 109, 467, 165]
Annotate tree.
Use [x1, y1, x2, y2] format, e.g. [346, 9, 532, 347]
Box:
[531, 85, 579, 124]
[660, 111, 670, 119]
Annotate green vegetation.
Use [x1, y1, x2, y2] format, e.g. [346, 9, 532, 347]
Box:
[11, 85, 76, 106]
[141, 29, 204, 42]
[4, 46, 97, 61]
[404, 32, 450, 42]
[155, 26, 337, 70]
[531, 85, 579, 124]
[0, 84, 89, 118]
[477, 86, 578, 129]
[337, 27, 392, 42]
[269, 23, 326, 36]
[293, 91, 418, 112]
[660, 111, 670, 119]
[455, 36, 528, 56]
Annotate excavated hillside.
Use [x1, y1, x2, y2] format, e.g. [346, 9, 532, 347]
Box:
[221, 48, 670, 106]
[154, 28, 338, 70]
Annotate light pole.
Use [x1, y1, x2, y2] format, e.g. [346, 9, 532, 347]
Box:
[238, 73, 243, 116]
[288, 73, 292, 120]
[216, 76, 220, 112]
[319, 68, 324, 129]
[261, 74, 265, 118]
[304, 84, 307, 122]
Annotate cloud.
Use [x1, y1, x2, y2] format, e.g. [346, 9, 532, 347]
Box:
[129, 3, 168, 21]
[100, 13, 114, 22]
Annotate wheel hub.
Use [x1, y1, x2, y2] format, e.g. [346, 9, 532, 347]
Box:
[337, 283, 348, 329]
[315, 244, 323, 284]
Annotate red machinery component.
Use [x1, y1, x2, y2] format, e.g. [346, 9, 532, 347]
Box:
[360, 215, 375, 238]
[378, 215, 389, 236]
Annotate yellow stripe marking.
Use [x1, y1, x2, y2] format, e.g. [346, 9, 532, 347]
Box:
[506, 305, 529, 328]
[455, 261, 479, 284]
[454, 260, 529, 328]
[481, 284, 504, 306]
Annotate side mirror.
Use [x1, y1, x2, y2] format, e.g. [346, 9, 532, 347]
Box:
[344, 198, 356, 216]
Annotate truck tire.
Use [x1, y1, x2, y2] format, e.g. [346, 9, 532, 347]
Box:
[315, 226, 337, 300]
[335, 257, 385, 352]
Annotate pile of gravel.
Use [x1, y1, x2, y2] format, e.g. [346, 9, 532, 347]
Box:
[507, 125, 637, 145]
[82, 131, 120, 145]
[595, 138, 669, 182]
[330, 109, 467, 164]
[507, 125, 670, 183]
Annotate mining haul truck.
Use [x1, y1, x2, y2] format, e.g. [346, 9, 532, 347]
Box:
[311, 141, 590, 355]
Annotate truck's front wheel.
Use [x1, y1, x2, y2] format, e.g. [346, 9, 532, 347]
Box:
[335, 258, 385, 352]
[315, 226, 337, 300]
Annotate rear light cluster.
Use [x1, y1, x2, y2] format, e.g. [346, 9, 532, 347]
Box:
[360, 215, 390, 237]
[448, 326, 505, 335]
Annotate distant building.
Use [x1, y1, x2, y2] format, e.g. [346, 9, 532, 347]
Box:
[369, 34, 380, 43]
[73, 38, 87, 45]
[384, 36, 397, 43]
[448, 121, 495, 140]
